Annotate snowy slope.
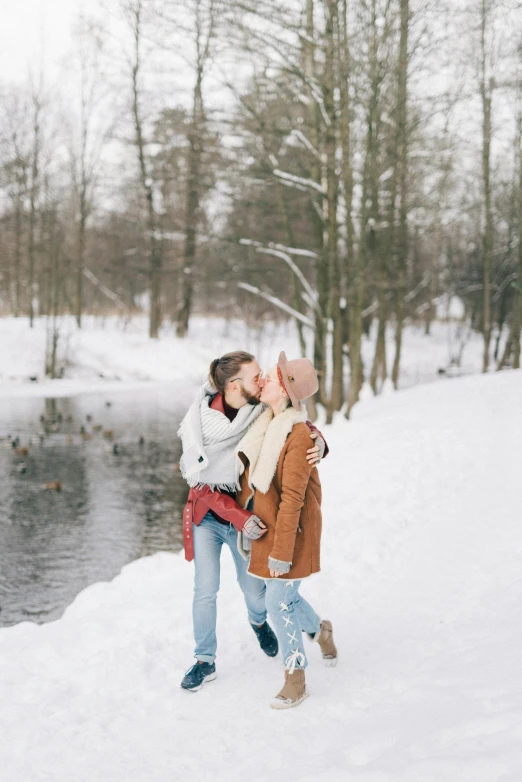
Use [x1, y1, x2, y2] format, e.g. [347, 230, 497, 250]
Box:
[0, 314, 485, 397]
[0, 371, 521, 782]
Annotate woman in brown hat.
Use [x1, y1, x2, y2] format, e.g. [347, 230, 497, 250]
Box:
[237, 352, 337, 709]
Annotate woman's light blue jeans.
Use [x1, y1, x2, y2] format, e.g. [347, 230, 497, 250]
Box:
[265, 579, 321, 670]
[192, 513, 267, 663]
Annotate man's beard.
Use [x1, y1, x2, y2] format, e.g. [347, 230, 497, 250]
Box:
[240, 386, 261, 406]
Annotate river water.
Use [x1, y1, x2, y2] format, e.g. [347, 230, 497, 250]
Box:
[0, 384, 194, 627]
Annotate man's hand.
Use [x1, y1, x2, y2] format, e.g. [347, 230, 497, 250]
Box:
[307, 431, 326, 465]
[242, 515, 267, 540]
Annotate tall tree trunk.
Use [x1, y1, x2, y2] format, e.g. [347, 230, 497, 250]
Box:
[324, 0, 342, 423]
[278, 184, 307, 357]
[76, 188, 86, 328]
[339, 0, 355, 270]
[45, 211, 61, 379]
[76, 107, 88, 329]
[28, 94, 40, 328]
[339, 0, 362, 418]
[348, 0, 382, 408]
[391, 0, 410, 389]
[177, 70, 204, 338]
[370, 288, 387, 392]
[304, 0, 327, 409]
[425, 216, 441, 335]
[480, 0, 493, 372]
[367, 0, 386, 394]
[130, 1, 162, 339]
[513, 118, 522, 369]
[175, 0, 216, 337]
[513, 291, 521, 369]
[13, 178, 23, 317]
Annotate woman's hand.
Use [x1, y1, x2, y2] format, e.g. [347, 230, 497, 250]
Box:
[268, 556, 291, 577]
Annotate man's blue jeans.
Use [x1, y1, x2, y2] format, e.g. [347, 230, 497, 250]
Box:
[265, 579, 321, 670]
[192, 513, 267, 663]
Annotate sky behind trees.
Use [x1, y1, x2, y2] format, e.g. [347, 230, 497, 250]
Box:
[1, 0, 521, 409]
[0, 0, 97, 84]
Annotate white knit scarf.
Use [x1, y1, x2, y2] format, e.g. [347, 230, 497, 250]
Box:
[177, 382, 264, 491]
[238, 405, 307, 494]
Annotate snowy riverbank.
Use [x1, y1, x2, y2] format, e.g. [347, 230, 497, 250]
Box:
[0, 314, 487, 399]
[1, 370, 521, 781]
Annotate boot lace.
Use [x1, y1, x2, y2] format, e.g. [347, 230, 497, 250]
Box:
[285, 649, 305, 674]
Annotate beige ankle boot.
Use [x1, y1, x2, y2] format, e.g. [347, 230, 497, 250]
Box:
[270, 668, 308, 710]
[313, 620, 337, 666]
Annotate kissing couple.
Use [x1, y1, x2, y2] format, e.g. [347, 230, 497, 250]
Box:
[178, 350, 337, 709]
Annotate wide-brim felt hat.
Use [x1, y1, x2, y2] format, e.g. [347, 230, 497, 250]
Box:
[277, 351, 319, 411]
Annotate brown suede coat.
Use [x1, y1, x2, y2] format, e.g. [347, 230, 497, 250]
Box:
[237, 421, 322, 580]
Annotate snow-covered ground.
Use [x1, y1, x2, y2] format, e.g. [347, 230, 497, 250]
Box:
[1, 370, 520, 781]
[0, 314, 486, 398]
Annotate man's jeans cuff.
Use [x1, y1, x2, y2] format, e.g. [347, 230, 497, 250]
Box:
[195, 654, 215, 664]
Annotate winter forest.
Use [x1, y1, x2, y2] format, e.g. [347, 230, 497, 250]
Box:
[2, 2, 522, 778]
[1, 0, 521, 419]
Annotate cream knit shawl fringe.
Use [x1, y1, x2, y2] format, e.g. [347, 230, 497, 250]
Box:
[238, 406, 307, 495]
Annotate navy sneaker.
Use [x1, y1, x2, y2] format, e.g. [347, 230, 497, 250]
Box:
[181, 662, 217, 692]
[251, 622, 279, 657]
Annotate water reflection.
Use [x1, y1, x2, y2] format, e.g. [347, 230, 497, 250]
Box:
[0, 384, 193, 627]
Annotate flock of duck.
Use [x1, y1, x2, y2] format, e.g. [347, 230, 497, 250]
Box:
[1, 401, 146, 491]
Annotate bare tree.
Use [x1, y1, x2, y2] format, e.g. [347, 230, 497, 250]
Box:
[28, 83, 42, 327]
[68, 17, 109, 328]
[303, 0, 327, 417]
[0, 94, 30, 317]
[479, 0, 495, 372]
[499, 104, 522, 369]
[512, 33, 522, 369]
[123, 0, 163, 338]
[317, 0, 343, 421]
[391, 0, 410, 388]
[340, 0, 364, 418]
[174, 0, 219, 337]
[358, 0, 394, 394]
[10, 135, 27, 318]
